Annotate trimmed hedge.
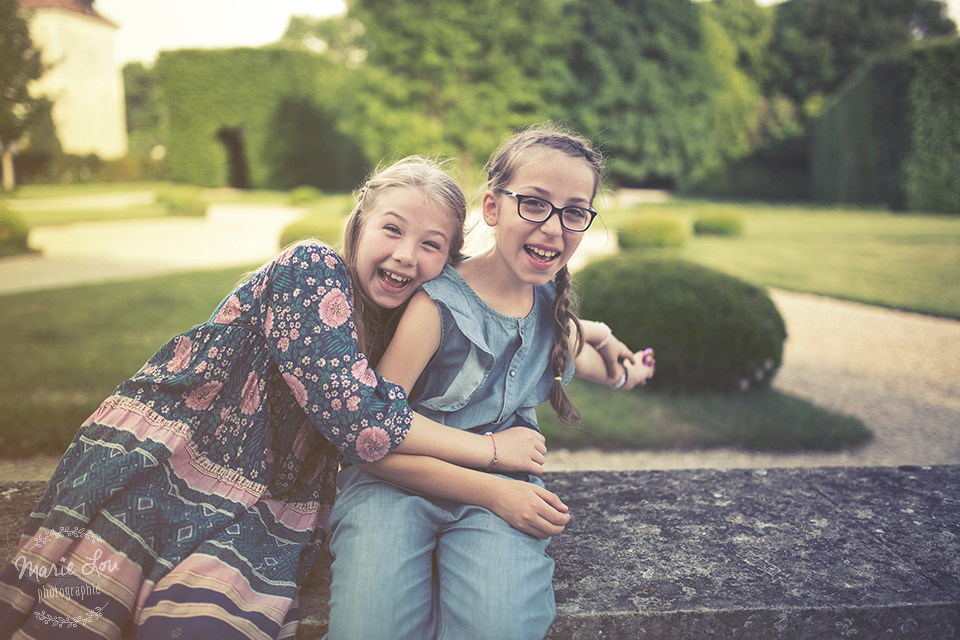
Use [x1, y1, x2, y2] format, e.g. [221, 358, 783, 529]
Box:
[576, 255, 786, 393]
[155, 48, 366, 191]
[0, 206, 30, 258]
[693, 210, 744, 236]
[617, 213, 687, 249]
[811, 39, 960, 213]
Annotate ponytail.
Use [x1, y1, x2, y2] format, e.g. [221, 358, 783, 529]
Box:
[549, 265, 584, 426]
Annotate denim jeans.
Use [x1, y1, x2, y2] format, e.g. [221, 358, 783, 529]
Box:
[325, 465, 556, 640]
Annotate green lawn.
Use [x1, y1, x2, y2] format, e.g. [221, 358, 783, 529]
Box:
[606, 201, 960, 319]
[2, 182, 294, 226]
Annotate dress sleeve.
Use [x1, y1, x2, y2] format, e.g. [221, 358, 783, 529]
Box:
[250, 242, 413, 465]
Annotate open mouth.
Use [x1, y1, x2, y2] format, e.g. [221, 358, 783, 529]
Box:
[378, 268, 412, 291]
[525, 245, 560, 263]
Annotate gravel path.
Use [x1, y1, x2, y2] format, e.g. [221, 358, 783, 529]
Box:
[2, 205, 957, 478]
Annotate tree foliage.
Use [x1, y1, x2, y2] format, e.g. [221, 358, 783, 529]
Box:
[339, 0, 567, 175]
[766, 0, 958, 113]
[0, 0, 46, 187]
[123, 62, 162, 156]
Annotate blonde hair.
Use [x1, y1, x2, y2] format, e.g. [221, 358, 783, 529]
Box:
[341, 156, 467, 364]
[483, 122, 604, 426]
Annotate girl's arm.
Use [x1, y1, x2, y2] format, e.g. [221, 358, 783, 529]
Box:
[360, 290, 569, 535]
[362, 453, 570, 539]
[374, 291, 546, 474]
[574, 320, 655, 390]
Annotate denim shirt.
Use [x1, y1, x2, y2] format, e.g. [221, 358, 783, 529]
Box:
[410, 264, 574, 434]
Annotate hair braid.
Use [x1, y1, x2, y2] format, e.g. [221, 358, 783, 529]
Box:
[549, 265, 584, 425]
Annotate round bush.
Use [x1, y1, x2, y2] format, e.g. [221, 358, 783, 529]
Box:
[289, 185, 324, 205]
[693, 211, 744, 236]
[279, 215, 347, 248]
[576, 255, 786, 393]
[617, 213, 687, 249]
[0, 206, 31, 258]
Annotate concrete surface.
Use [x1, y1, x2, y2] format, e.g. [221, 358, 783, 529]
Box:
[3, 466, 958, 639]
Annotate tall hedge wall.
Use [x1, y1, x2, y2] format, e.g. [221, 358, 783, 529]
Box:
[811, 39, 960, 214]
[155, 48, 365, 190]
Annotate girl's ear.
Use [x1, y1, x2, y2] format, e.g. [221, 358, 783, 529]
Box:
[481, 190, 500, 228]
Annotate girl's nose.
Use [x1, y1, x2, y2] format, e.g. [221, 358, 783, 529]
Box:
[392, 240, 415, 265]
[540, 210, 564, 237]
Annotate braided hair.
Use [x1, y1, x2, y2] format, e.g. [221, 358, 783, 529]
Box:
[483, 123, 604, 425]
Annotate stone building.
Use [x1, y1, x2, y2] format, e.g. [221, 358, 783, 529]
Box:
[18, 0, 127, 159]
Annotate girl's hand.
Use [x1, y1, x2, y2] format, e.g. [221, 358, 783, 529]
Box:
[487, 478, 571, 539]
[596, 332, 636, 379]
[486, 427, 547, 476]
[618, 348, 655, 390]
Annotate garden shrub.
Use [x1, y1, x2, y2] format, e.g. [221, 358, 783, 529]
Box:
[693, 210, 744, 236]
[280, 215, 347, 248]
[0, 206, 31, 258]
[157, 187, 206, 217]
[289, 185, 324, 205]
[617, 213, 687, 249]
[576, 254, 786, 393]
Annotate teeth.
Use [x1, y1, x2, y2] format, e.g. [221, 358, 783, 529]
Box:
[381, 270, 411, 285]
[527, 246, 559, 259]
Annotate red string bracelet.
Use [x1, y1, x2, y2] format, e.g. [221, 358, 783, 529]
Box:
[484, 432, 498, 472]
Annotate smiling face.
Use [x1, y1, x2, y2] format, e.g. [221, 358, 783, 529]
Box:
[481, 147, 596, 288]
[355, 187, 455, 309]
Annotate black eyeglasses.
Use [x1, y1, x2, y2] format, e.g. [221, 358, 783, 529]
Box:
[496, 188, 598, 232]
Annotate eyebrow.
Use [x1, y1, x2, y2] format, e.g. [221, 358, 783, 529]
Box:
[383, 211, 450, 242]
[521, 186, 590, 206]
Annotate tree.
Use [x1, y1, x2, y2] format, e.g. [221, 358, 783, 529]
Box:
[557, 0, 725, 187]
[332, 0, 568, 179]
[766, 0, 958, 115]
[123, 62, 162, 156]
[0, 0, 46, 190]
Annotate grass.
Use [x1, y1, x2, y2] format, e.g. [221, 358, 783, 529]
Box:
[538, 380, 870, 452]
[1, 182, 294, 227]
[603, 200, 960, 319]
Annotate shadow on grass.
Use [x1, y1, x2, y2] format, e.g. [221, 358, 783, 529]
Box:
[538, 379, 872, 453]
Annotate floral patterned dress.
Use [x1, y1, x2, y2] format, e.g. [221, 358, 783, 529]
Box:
[0, 242, 413, 639]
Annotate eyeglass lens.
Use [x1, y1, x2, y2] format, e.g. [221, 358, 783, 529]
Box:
[518, 197, 592, 231]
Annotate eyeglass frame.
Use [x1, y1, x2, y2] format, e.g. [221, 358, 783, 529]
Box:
[495, 188, 598, 232]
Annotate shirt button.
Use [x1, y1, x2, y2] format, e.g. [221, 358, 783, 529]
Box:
[509, 370, 516, 377]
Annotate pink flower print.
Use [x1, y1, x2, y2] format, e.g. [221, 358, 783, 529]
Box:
[319, 288, 350, 329]
[331, 398, 342, 411]
[278, 337, 290, 352]
[290, 328, 300, 341]
[240, 371, 261, 415]
[351, 359, 378, 387]
[214, 295, 242, 324]
[166, 336, 192, 372]
[325, 254, 338, 269]
[312, 251, 321, 262]
[185, 381, 223, 410]
[356, 427, 391, 462]
[283, 373, 309, 407]
[263, 307, 274, 337]
[346, 396, 360, 412]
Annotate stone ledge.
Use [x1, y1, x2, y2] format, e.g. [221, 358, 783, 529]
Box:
[3, 465, 958, 639]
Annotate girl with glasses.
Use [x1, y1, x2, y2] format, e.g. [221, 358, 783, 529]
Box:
[327, 123, 655, 640]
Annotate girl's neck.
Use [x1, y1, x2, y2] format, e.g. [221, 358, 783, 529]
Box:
[456, 250, 536, 318]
